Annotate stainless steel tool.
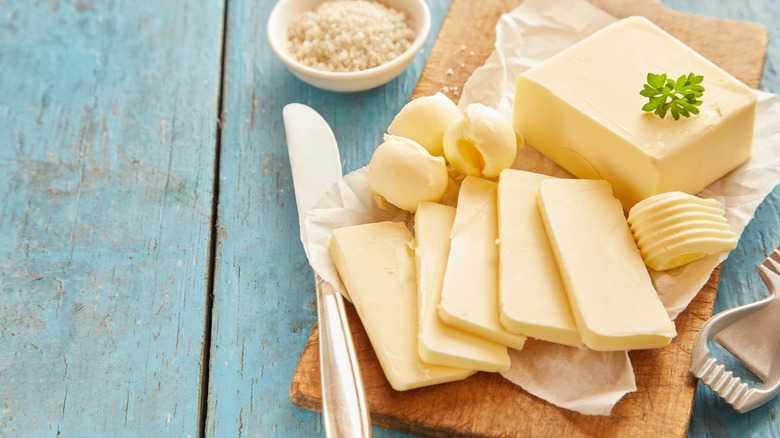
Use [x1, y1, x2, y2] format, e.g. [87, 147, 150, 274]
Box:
[283, 103, 371, 437]
[690, 245, 780, 413]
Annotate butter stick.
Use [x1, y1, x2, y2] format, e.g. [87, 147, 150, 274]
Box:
[330, 221, 475, 391]
[439, 176, 527, 351]
[536, 179, 676, 351]
[415, 202, 510, 372]
[497, 170, 582, 347]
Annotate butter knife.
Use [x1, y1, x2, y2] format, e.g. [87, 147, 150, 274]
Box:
[283, 103, 371, 437]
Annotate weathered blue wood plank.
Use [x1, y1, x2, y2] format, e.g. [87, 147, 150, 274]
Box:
[0, 0, 224, 436]
[206, 0, 454, 436]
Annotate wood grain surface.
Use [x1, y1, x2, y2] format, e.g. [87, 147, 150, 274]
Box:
[0, 0, 224, 436]
[289, 1, 772, 437]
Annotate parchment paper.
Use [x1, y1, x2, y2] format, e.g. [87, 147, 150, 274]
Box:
[301, 0, 780, 416]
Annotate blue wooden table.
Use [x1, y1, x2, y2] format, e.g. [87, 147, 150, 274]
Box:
[0, 0, 777, 437]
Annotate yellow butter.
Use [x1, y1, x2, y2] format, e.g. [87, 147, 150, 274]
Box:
[414, 202, 510, 372]
[368, 135, 448, 212]
[439, 176, 527, 351]
[514, 16, 756, 210]
[388, 92, 461, 157]
[627, 191, 738, 270]
[330, 221, 475, 391]
[537, 179, 676, 351]
[443, 103, 518, 178]
[496, 170, 582, 347]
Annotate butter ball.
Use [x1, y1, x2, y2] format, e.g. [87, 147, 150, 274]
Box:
[368, 135, 449, 212]
[387, 93, 462, 157]
[443, 103, 519, 178]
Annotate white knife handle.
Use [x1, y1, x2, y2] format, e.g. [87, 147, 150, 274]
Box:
[315, 274, 372, 437]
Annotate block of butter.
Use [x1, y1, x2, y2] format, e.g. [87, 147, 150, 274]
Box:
[415, 201, 510, 372]
[496, 170, 582, 347]
[514, 16, 757, 210]
[330, 221, 475, 391]
[439, 176, 527, 351]
[537, 179, 676, 351]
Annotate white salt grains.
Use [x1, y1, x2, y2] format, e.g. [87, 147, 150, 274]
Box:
[287, 0, 415, 72]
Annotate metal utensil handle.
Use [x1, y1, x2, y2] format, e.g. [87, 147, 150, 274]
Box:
[315, 274, 372, 437]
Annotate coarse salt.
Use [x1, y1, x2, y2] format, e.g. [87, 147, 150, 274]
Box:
[287, 0, 415, 72]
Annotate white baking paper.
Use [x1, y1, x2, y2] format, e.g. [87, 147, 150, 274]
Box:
[502, 340, 636, 416]
[301, 0, 780, 417]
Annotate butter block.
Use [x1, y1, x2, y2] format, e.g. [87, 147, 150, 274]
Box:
[627, 191, 738, 270]
[415, 202, 511, 372]
[330, 221, 475, 391]
[439, 176, 527, 350]
[514, 16, 757, 209]
[537, 179, 676, 351]
[497, 170, 582, 347]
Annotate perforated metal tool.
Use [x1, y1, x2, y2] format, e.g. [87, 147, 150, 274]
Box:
[690, 246, 780, 413]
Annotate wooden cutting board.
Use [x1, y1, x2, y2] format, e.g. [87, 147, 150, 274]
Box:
[289, 1, 769, 436]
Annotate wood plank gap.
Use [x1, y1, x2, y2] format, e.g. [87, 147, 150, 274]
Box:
[198, 1, 230, 437]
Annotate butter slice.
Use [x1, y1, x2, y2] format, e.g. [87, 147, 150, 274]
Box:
[497, 170, 582, 347]
[537, 179, 676, 351]
[514, 16, 756, 210]
[415, 202, 510, 372]
[330, 221, 475, 391]
[439, 177, 527, 350]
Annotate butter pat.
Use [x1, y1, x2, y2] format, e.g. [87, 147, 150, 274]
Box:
[368, 135, 448, 212]
[537, 179, 676, 351]
[415, 202, 510, 372]
[514, 16, 757, 209]
[439, 176, 527, 350]
[627, 191, 738, 270]
[388, 93, 462, 157]
[443, 103, 519, 178]
[330, 221, 475, 391]
[497, 170, 582, 347]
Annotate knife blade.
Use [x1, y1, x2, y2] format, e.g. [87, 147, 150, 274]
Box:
[283, 103, 371, 438]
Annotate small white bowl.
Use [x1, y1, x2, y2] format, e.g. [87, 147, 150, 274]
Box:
[267, 0, 431, 92]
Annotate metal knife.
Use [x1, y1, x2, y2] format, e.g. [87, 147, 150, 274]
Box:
[283, 103, 371, 438]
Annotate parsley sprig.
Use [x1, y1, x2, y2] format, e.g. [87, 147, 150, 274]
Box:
[640, 72, 705, 120]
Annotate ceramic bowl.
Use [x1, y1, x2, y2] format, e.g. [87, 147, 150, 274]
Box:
[267, 0, 431, 92]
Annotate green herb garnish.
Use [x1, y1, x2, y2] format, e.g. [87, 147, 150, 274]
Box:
[640, 72, 705, 120]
